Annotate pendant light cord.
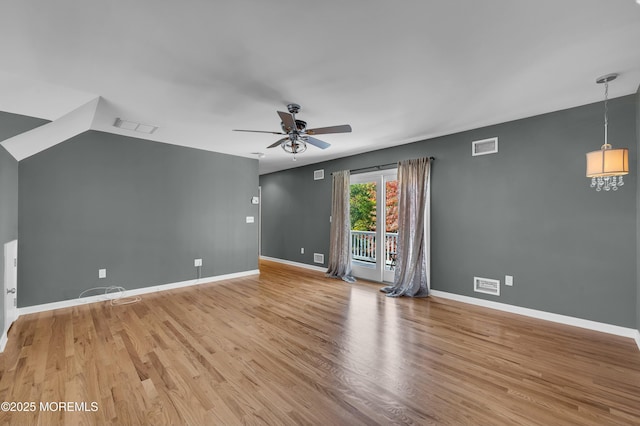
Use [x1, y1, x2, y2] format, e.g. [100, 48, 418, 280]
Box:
[603, 80, 609, 147]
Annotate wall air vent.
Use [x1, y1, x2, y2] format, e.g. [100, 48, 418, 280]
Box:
[474, 276, 500, 296]
[472, 137, 498, 156]
[314, 253, 324, 264]
[314, 169, 325, 180]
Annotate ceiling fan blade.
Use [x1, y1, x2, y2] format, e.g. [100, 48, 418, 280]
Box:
[233, 129, 286, 135]
[267, 137, 288, 149]
[277, 111, 296, 132]
[306, 124, 352, 135]
[306, 136, 331, 150]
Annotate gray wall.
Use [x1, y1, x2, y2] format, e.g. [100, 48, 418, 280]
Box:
[260, 95, 637, 327]
[0, 112, 49, 142]
[637, 85, 640, 333]
[19, 131, 259, 307]
[0, 145, 18, 335]
[0, 112, 49, 334]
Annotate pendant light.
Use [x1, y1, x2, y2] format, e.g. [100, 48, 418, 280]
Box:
[586, 73, 629, 191]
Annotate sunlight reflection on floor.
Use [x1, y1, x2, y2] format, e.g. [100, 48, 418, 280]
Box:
[342, 285, 405, 391]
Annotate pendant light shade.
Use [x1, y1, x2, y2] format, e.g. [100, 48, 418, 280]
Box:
[586, 145, 629, 177]
[585, 73, 629, 192]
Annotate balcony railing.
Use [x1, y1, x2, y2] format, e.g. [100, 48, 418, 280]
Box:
[350, 230, 398, 266]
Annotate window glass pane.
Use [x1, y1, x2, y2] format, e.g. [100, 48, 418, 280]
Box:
[384, 179, 398, 271]
[350, 182, 377, 268]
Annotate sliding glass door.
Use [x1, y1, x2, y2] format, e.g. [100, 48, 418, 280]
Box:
[350, 169, 398, 282]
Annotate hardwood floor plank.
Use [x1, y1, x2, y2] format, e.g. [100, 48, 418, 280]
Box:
[0, 259, 639, 424]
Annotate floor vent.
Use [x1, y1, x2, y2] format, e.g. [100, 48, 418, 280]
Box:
[314, 169, 325, 180]
[313, 253, 324, 264]
[472, 137, 498, 156]
[474, 276, 500, 296]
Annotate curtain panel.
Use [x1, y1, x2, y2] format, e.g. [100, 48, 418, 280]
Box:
[326, 170, 356, 283]
[381, 157, 431, 297]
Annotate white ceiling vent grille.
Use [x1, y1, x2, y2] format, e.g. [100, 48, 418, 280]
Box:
[314, 169, 325, 180]
[472, 137, 498, 156]
[474, 276, 500, 296]
[114, 118, 158, 134]
[314, 253, 324, 264]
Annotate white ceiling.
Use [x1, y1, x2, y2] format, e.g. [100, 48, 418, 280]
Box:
[1, 0, 639, 174]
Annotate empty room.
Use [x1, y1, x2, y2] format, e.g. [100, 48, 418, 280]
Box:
[1, 0, 640, 424]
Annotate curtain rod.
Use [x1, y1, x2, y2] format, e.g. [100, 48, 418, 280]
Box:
[349, 157, 435, 174]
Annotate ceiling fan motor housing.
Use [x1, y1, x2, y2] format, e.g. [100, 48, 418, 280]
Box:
[280, 119, 307, 133]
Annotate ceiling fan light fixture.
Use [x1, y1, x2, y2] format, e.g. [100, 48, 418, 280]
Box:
[282, 138, 307, 155]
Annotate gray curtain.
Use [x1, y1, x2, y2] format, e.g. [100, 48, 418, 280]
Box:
[381, 157, 431, 297]
[326, 170, 356, 283]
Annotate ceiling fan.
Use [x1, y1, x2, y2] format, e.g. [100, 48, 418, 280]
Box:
[233, 103, 352, 159]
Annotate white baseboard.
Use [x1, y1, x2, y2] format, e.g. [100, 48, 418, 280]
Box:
[0, 331, 7, 353]
[260, 255, 327, 273]
[17, 269, 260, 317]
[430, 290, 639, 343]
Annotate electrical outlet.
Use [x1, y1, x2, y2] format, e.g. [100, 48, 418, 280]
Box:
[505, 275, 513, 286]
[98, 269, 106, 279]
[194, 259, 203, 267]
[300, 248, 304, 254]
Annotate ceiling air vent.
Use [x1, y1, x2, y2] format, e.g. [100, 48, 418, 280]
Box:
[314, 169, 325, 180]
[474, 276, 500, 296]
[114, 118, 158, 134]
[472, 137, 498, 156]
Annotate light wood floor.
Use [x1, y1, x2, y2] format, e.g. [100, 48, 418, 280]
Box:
[1, 259, 639, 425]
